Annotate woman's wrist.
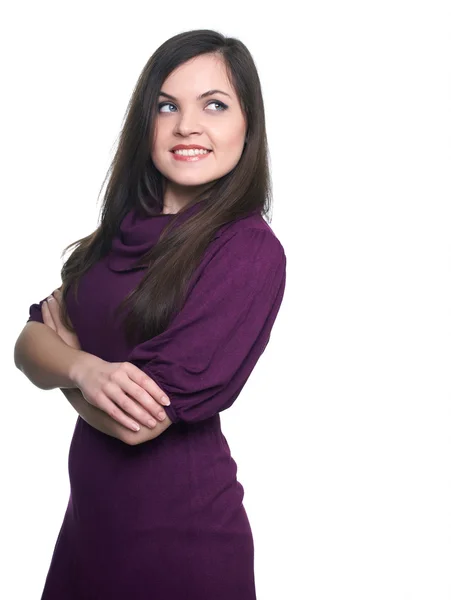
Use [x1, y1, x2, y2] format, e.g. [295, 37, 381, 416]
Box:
[68, 350, 97, 388]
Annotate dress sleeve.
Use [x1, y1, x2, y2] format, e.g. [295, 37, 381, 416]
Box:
[27, 299, 45, 323]
[126, 227, 287, 425]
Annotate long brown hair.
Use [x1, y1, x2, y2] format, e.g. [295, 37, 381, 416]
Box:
[59, 29, 273, 346]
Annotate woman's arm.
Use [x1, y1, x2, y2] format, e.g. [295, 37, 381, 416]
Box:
[60, 387, 171, 445]
[14, 321, 89, 390]
[19, 291, 172, 443]
[14, 320, 131, 440]
[14, 322, 169, 443]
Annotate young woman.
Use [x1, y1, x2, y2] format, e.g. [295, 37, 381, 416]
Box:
[14, 29, 286, 599]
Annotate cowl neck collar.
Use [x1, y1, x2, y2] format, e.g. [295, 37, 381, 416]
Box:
[107, 200, 206, 273]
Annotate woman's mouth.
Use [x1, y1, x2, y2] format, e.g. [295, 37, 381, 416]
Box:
[171, 149, 212, 162]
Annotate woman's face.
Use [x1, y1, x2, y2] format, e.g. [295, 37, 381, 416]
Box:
[151, 53, 247, 195]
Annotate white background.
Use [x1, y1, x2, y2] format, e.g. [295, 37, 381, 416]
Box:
[2, 1, 451, 598]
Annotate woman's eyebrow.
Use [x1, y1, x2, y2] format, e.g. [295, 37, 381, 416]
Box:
[158, 89, 232, 101]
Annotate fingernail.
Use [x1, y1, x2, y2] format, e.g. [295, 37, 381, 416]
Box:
[161, 395, 170, 405]
[132, 423, 140, 431]
[158, 412, 166, 421]
[47, 296, 54, 302]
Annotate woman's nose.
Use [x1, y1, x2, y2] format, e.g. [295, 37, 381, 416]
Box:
[173, 109, 202, 136]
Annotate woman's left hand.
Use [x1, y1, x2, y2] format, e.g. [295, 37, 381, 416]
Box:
[42, 288, 81, 350]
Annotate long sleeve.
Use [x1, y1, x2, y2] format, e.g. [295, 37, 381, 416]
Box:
[27, 299, 45, 323]
[126, 226, 287, 425]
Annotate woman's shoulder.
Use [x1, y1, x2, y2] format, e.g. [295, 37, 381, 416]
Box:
[199, 213, 286, 278]
[187, 212, 286, 297]
[214, 212, 281, 244]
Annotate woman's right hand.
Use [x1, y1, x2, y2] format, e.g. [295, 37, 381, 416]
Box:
[71, 353, 171, 432]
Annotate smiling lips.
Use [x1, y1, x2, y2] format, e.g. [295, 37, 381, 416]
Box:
[171, 144, 211, 151]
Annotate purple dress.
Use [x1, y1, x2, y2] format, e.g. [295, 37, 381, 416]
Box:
[27, 201, 286, 599]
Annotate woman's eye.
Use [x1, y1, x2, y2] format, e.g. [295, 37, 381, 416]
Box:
[158, 100, 228, 113]
[158, 102, 177, 113]
[206, 100, 228, 111]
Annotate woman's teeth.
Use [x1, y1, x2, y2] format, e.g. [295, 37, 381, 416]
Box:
[173, 149, 210, 156]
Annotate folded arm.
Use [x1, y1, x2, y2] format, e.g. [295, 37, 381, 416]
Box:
[14, 321, 166, 444]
